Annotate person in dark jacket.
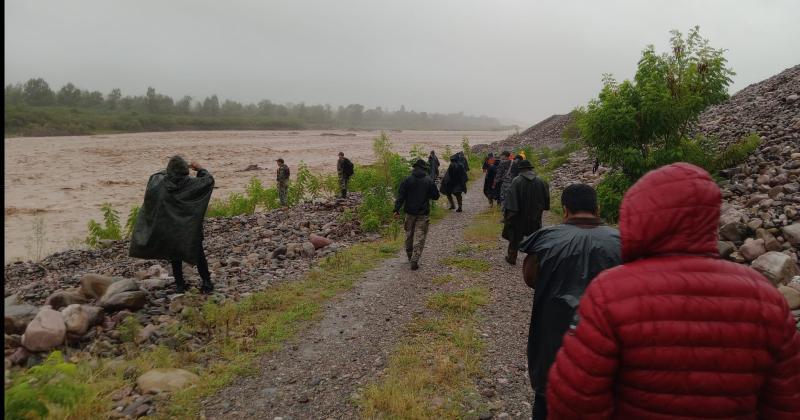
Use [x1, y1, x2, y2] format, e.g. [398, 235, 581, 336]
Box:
[439, 154, 469, 212]
[336, 152, 354, 198]
[502, 160, 548, 264]
[546, 163, 800, 420]
[394, 159, 441, 270]
[457, 151, 470, 173]
[482, 153, 495, 173]
[483, 156, 498, 207]
[276, 158, 290, 206]
[494, 151, 512, 206]
[129, 156, 215, 294]
[428, 150, 440, 182]
[518, 183, 622, 420]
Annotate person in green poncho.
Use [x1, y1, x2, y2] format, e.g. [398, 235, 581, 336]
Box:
[129, 155, 215, 294]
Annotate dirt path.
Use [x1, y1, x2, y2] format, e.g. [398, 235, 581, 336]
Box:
[202, 179, 492, 419]
[202, 177, 545, 419]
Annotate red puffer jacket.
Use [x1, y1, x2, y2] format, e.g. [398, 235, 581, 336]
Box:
[546, 163, 800, 419]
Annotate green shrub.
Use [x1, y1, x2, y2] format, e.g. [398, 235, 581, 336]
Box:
[596, 172, 633, 224]
[85, 203, 122, 247]
[5, 351, 88, 419]
[715, 133, 760, 170]
[124, 206, 140, 239]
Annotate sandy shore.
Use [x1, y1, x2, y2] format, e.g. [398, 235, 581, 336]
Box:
[4, 129, 509, 263]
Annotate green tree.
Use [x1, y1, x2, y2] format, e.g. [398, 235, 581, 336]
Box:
[5, 83, 24, 105]
[57, 83, 82, 106]
[580, 26, 734, 179]
[105, 88, 122, 109]
[202, 95, 220, 115]
[176, 95, 193, 114]
[22, 78, 55, 106]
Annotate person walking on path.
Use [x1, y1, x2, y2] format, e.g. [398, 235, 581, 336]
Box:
[546, 163, 800, 419]
[502, 159, 549, 265]
[276, 158, 290, 207]
[129, 156, 215, 294]
[482, 153, 495, 173]
[483, 155, 499, 207]
[336, 152, 354, 199]
[493, 151, 512, 206]
[517, 183, 622, 419]
[428, 150, 440, 182]
[394, 159, 440, 270]
[440, 154, 469, 212]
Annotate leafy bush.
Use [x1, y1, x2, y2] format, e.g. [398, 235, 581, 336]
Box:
[5, 351, 88, 419]
[85, 203, 122, 247]
[715, 133, 761, 170]
[124, 206, 140, 239]
[596, 172, 633, 224]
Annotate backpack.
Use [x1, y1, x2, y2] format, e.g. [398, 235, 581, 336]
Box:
[342, 158, 354, 177]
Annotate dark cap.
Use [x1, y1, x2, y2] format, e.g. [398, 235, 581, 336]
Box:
[276, 158, 285, 164]
[338, 152, 344, 157]
[516, 159, 534, 170]
[412, 158, 428, 169]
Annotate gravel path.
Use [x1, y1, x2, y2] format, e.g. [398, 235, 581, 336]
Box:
[203, 179, 495, 419]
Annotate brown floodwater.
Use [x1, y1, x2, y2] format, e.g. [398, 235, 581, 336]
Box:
[4, 129, 510, 263]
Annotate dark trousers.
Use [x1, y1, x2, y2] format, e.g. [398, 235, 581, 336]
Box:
[171, 244, 211, 288]
[507, 241, 519, 262]
[446, 193, 463, 209]
[532, 391, 547, 420]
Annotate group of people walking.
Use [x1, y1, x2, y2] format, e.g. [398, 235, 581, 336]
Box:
[128, 148, 799, 419]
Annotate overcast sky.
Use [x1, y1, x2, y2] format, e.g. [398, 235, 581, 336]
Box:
[5, 0, 799, 125]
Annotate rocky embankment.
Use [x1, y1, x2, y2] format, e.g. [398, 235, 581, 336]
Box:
[700, 65, 800, 306]
[4, 196, 367, 380]
[473, 113, 575, 154]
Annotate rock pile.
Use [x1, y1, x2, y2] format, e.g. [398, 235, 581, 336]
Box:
[472, 113, 575, 154]
[701, 65, 800, 292]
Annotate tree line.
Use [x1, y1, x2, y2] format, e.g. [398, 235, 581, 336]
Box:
[4, 78, 510, 136]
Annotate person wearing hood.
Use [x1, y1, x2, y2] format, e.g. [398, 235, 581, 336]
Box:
[546, 163, 800, 419]
[439, 154, 469, 212]
[394, 159, 441, 270]
[494, 151, 512, 206]
[482, 153, 495, 173]
[428, 150, 440, 182]
[502, 159, 549, 265]
[483, 155, 499, 207]
[129, 155, 215, 294]
[456, 151, 470, 174]
[517, 183, 621, 419]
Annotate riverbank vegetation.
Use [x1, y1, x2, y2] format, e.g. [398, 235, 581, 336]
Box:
[5, 80, 510, 136]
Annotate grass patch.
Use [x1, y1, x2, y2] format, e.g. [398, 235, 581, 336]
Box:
[441, 257, 490, 273]
[7, 238, 401, 419]
[427, 287, 489, 316]
[432, 274, 456, 285]
[360, 287, 490, 419]
[463, 208, 502, 245]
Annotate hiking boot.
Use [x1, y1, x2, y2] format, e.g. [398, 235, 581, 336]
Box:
[410, 261, 419, 271]
[456, 208, 463, 212]
[175, 283, 187, 294]
[505, 255, 516, 265]
[406, 250, 413, 261]
[199, 282, 214, 295]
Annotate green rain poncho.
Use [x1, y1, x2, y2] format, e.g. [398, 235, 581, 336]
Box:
[129, 156, 214, 265]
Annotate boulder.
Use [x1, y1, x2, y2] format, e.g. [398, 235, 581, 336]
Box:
[782, 223, 800, 246]
[756, 228, 782, 252]
[136, 324, 159, 344]
[80, 274, 114, 299]
[719, 208, 745, 226]
[61, 304, 104, 336]
[98, 279, 147, 312]
[719, 222, 747, 242]
[778, 286, 800, 310]
[739, 238, 767, 261]
[717, 241, 736, 259]
[301, 242, 316, 258]
[270, 245, 287, 259]
[22, 307, 66, 352]
[751, 252, 800, 286]
[309, 234, 333, 249]
[45, 288, 89, 310]
[139, 278, 171, 291]
[137, 368, 199, 394]
[4, 304, 39, 335]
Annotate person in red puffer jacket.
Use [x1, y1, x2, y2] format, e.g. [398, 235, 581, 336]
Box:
[546, 162, 800, 419]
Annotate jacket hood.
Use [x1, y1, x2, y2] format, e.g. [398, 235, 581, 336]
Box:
[620, 162, 720, 262]
[167, 156, 190, 178]
[412, 168, 428, 177]
[519, 171, 537, 181]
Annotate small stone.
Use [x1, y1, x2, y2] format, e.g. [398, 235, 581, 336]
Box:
[782, 223, 800, 246]
[4, 303, 39, 335]
[778, 286, 800, 310]
[739, 238, 767, 261]
[80, 274, 115, 299]
[752, 251, 800, 286]
[45, 289, 89, 310]
[137, 368, 199, 394]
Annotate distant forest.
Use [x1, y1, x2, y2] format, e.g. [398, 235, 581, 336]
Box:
[4, 78, 511, 136]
